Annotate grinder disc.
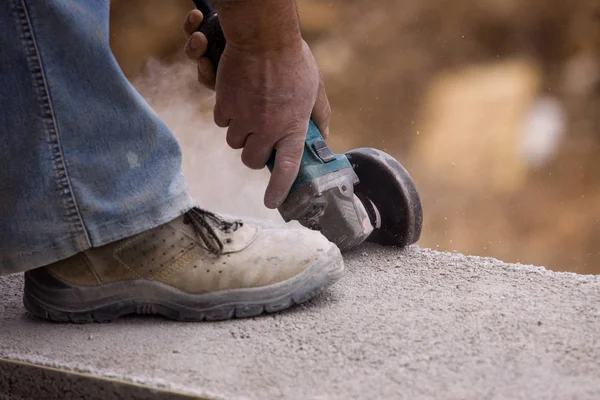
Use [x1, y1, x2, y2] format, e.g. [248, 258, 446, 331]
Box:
[346, 148, 423, 248]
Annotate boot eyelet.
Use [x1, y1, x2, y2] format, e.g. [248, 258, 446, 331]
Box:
[224, 238, 232, 244]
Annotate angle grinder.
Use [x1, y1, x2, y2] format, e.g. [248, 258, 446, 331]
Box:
[191, 0, 423, 252]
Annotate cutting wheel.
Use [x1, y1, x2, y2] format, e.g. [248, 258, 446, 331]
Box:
[346, 148, 423, 248]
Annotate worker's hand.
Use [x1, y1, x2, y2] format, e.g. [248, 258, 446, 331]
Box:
[215, 41, 330, 209]
[183, 10, 216, 90]
[182, 7, 331, 209]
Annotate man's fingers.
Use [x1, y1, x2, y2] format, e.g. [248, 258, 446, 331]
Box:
[310, 77, 331, 139]
[264, 133, 306, 209]
[197, 58, 216, 90]
[225, 119, 251, 149]
[184, 32, 208, 61]
[214, 104, 230, 128]
[241, 134, 273, 170]
[183, 10, 204, 38]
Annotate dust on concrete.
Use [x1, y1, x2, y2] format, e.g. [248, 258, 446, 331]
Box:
[2, 245, 599, 399]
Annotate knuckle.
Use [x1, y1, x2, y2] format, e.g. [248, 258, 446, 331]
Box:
[275, 155, 301, 173]
[253, 112, 305, 137]
[225, 135, 236, 148]
[226, 133, 242, 148]
[279, 117, 307, 137]
[214, 113, 229, 128]
[241, 153, 263, 170]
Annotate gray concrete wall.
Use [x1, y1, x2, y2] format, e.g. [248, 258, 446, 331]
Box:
[1, 244, 600, 399]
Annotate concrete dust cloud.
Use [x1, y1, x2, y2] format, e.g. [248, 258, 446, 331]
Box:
[131, 57, 283, 223]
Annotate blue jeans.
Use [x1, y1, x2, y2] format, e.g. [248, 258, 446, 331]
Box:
[0, 0, 196, 275]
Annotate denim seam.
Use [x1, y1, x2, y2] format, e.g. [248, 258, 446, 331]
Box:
[88, 191, 193, 233]
[16, 232, 80, 257]
[13, 0, 91, 249]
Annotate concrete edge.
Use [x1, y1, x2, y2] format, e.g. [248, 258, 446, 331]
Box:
[412, 246, 600, 280]
[0, 358, 214, 400]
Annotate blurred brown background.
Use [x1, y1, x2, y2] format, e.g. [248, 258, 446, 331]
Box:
[108, 0, 600, 274]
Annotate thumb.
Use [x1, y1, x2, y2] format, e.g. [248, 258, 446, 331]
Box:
[264, 130, 307, 209]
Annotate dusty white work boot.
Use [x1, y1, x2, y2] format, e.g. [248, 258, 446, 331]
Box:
[23, 207, 344, 323]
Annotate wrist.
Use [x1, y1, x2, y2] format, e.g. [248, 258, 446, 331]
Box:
[213, 0, 303, 52]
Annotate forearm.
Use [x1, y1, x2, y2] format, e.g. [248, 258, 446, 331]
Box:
[213, 0, 302, 51]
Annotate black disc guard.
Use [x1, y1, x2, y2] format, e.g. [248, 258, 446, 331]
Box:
[345, 148, 423, 248]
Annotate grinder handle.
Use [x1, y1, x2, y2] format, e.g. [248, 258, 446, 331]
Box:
[192, 0, 226, 68]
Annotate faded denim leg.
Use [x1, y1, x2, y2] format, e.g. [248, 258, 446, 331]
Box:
[0, 0, 196, 274]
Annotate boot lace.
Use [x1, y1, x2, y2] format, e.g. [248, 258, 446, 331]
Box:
[183, 207, 242, 255]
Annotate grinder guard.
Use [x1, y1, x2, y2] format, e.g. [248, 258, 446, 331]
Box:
[346, 148, 423, 247]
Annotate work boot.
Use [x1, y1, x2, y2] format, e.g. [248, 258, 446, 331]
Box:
[23, 207, 344, 323]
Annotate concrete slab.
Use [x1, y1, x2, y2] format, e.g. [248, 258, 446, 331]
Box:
[1, 244, 600, 400]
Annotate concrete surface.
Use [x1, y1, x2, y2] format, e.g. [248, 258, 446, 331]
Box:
[1, 244, 600, 400]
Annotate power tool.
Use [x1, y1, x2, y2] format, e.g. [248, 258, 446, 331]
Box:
[191, 0, 423, 252]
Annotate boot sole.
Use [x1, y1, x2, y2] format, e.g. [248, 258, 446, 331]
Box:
[22, 246, 344, 323]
